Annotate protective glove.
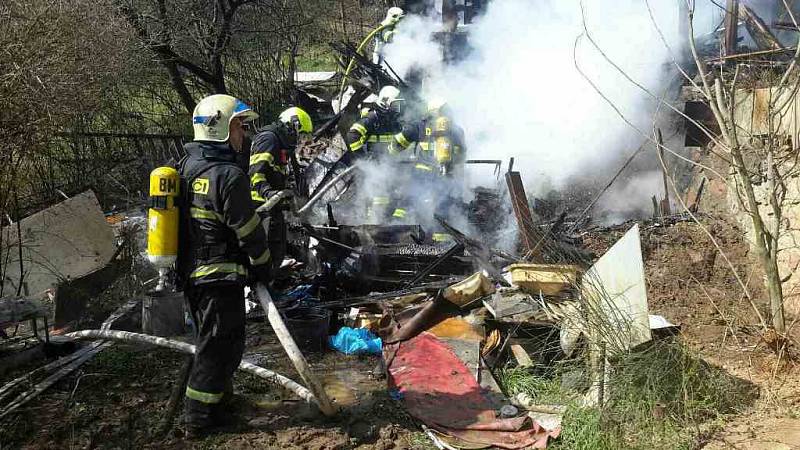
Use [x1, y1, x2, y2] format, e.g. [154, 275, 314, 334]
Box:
[248, 263, 272, 288]
[340, 150, 354, 167]
[342, 148, 372, 167]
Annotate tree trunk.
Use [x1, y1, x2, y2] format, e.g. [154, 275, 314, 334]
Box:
[163, 61, 196, 114]
[765, 151, 786, 333]
[765, 259, 786, 333]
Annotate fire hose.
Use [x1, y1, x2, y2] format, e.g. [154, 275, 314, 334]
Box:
[254, 165, 357, 219]
[64, 329, 320, 408]
[337, 23, 392, 108]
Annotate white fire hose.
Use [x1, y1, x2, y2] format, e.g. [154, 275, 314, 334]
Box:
[65, 329, 319, 408]
[253, 164, 357, 218]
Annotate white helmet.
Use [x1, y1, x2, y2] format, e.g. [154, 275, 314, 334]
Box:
[381, 7, 405, 26]
[376, 86, 403, 111]
[192, 94, 259, 142]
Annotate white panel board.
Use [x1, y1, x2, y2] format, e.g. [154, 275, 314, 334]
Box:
[1, 191, 115, 298]
[582, 224, 650, 354]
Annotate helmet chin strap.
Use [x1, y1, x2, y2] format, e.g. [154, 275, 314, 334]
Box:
[279, 119, 299, 146]
[291, 116, 302, 134]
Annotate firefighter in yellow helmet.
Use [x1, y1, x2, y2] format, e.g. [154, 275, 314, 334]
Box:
[388, 98, 467, 241]
[390, 98, 466, 177]
[248, 106, 313, 273]
[345, 86, 403, 161]
[373, 7, 405, 66]
[176, 94, 270, 437]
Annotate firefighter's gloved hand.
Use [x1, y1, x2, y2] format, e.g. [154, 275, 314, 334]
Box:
[342, 149, 370, 166]
[276, 190, 294, 211]
[340, 150, 354, 166]
[249, 264, 272, 287]
[256, 190, 293, 214]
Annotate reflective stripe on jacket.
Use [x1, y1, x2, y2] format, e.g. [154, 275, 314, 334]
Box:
[179, 142, 270, 285]
[249, 124, 292, 205]
[346, 110, 401, 156]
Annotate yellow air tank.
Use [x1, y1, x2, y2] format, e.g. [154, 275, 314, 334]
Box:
[147, 167, 180, 287]
[433, 116, 452, 165]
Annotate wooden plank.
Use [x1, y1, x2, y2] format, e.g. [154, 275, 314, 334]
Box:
[724, 0, 740, 57]
[655, 128, 671, 215]
[510, 343, 533, 367]
[739, 4, 783, 51]
[505, 171, 543, 259]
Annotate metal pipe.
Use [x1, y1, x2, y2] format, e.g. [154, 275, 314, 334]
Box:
[296, 165, 358, 216]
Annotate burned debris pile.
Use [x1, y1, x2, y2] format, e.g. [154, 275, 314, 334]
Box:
[7, 1, 796, 448]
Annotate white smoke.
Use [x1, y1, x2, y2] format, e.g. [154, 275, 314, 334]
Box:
[383, 0, 723, 217]
[596, 170, 666, 224]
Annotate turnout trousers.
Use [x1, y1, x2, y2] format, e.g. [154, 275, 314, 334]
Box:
[184, 282, 246, 428]
[259, 210, 287, 272]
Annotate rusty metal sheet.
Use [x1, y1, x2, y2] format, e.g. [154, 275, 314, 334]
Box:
[1, 191, 115, 299]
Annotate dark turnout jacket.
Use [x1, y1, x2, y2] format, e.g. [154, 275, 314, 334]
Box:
[248, 123, 293, 205]
[178, 141, 271, 286]
[346, 110, 402, 157]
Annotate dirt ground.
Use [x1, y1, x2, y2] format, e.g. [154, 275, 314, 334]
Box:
[0, 322, 429, 450]
[2, 215, 800, 449]
[585, 215, 800, 449]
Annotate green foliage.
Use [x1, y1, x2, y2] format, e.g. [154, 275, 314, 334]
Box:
[500, 366, 570, 405]
[609, 341, 758, 424]
[296, 44, 339, 72]
[549, 407, 625, 450]
[496, 341, 758, 450]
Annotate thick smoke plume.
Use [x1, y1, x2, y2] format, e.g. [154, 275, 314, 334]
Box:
[383, 0, 724, 220]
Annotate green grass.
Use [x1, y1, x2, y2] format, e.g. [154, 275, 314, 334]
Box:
[500, 366, 572, 405]
[404, 431, 438, 449]
[549, 407, 625, 450]
[496, 341, 759, 450]
[296, 44, 338, 72]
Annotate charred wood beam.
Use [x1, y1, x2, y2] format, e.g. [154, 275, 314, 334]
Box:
[739, 4, 784, 51]
[656, 128, 671, 215]
[505, 170, 545, 261]
[435, 216, 510, 286]
[300, 224, 361, 253]
[773, 22, 800, 31]
[724, 0, 740, 57]
[707, 47, 796, 62]
[326, 280, 455, 308]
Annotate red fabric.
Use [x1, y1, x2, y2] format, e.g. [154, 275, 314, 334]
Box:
[386, 332, 560, 449]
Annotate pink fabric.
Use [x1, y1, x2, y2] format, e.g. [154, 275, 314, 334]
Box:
[386, 332, 560, 449]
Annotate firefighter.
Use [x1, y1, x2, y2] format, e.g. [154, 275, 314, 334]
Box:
[344, 85, 407, 221]
[390, 98, 466, 177]
[249, 106, 313, 272]
[177, 94, 271, 436]
[389, 98, 466, 241]
[373, 7, 405, 66]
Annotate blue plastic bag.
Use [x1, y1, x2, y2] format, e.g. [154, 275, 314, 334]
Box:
[277, 284, 315, 302]
[329, 327, 382, 355]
